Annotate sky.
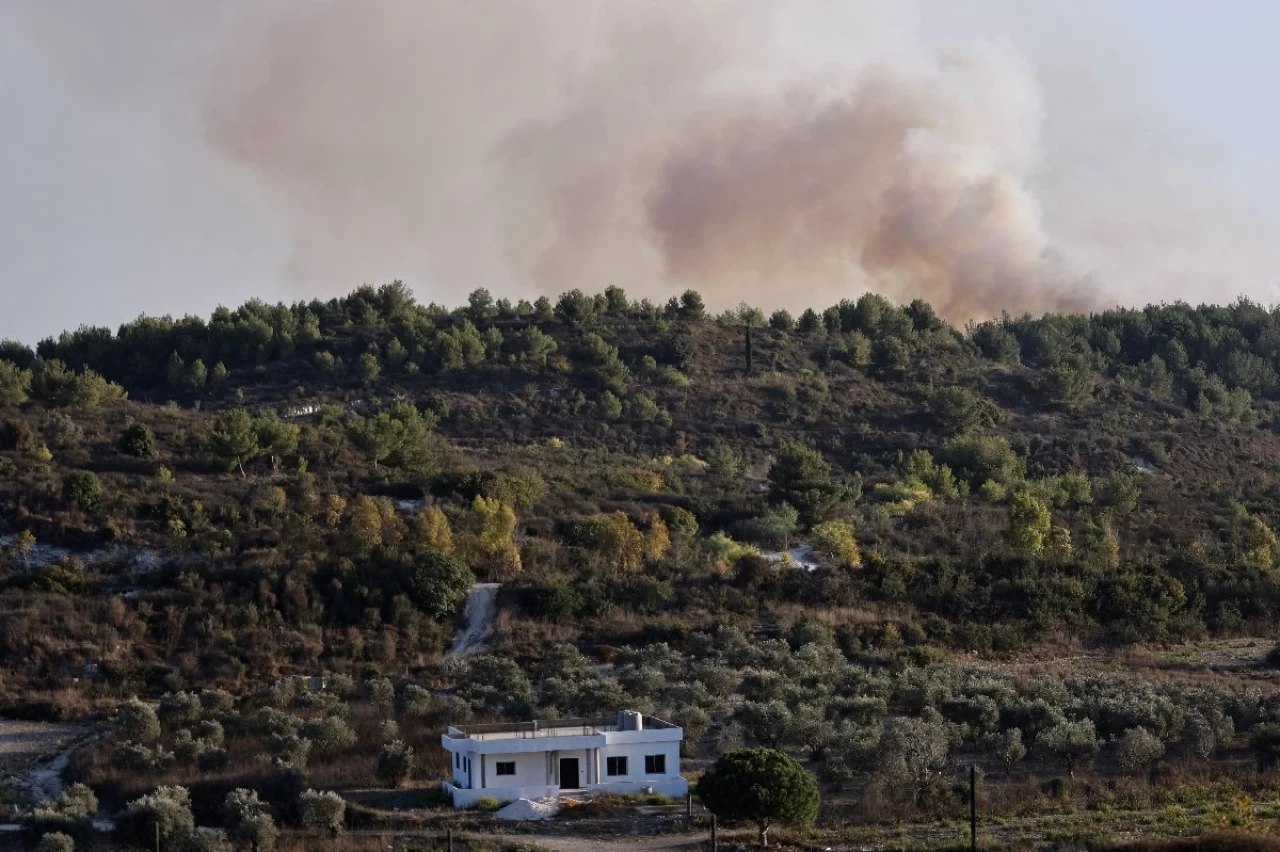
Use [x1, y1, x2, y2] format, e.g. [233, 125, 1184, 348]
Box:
[1, 1, 1279, 343]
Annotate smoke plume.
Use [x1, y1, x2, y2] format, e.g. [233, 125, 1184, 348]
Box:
[12, 0, 1280, 326]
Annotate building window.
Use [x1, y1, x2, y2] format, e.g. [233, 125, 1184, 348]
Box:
[455, 753, 460, 769]
[495, 761, 516, 776]
[606, 756, 628, 777]
[645, 754, 666, 774]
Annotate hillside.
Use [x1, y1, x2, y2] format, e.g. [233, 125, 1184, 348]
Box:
[7, 284, 1280, 847]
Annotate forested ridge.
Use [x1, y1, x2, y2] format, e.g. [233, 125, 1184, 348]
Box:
[9, 284, 1280, 845]
[6, 284, 1280, 656]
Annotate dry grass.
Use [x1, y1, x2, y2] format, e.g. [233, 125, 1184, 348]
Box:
[276, 836, 547, 852]
[0, 718, 84, 772]
[1109, 835, 1280, 851]
[489, 611, 582, 654]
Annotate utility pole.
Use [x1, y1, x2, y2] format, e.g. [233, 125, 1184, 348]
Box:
[970, 764, 978, 852]
[711, 813, 718, 852]
[447, 826, 454, 852]
[154, 821, 161, 852]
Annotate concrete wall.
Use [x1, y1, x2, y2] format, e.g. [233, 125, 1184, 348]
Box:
[477, 750, 549, 789]
[598, 740, 682, 785]
[444, 781, 559, 808]
[448, 748, 471, 787]
[590, 776, 689, 799]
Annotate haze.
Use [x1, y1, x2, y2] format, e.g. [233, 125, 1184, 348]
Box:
[2, 1, 1279, 342]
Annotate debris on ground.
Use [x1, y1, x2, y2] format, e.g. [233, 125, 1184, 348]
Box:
[495, 797, 562, 821]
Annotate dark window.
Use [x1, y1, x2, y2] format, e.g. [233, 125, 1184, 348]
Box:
[495, 761, 516, 776]
[455, 753, 460, 769]
[606, 756, 628, 777]
[645, 754, 666, 774]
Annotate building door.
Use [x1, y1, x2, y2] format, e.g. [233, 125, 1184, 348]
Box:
[558, 757, 581, 789]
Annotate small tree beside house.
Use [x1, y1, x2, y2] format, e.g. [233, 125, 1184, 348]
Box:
[695, 746, 819, 847]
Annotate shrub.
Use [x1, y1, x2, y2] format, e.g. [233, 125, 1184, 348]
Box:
[810, 520, 861, 568]
[36, 834, 74, 852]
[767, 442, 852, 525]
[26, 783, 97, 843]
[298, 790, 345, 837]
[1039, 719, 1099, 778]
[0, 360, 32, 405]
[366, 677, 395, 710]
[878, 716, 951, 803]
[115, 786, 195, 850]
[157, 691, 203, 728]
[62, 471, 102, 512]
[466, 796, 504, 812]
[300, 716, 357, 752]
[1117, 727, 1165, 777]
[113, 740, 176, 772]
[114, 698, 161, 742]
[376, 740, 415, 787]
[406, 550, 474, 619]
[188, 829, 233, 852]
[224, 789, 277, 852]
[119, 423, 158, 458]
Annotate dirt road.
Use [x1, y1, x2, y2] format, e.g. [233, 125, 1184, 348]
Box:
[448, 583, 501, 656]
[0, 720, 88, 803]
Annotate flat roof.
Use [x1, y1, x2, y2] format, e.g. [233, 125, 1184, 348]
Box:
[446, 714, 678, 741]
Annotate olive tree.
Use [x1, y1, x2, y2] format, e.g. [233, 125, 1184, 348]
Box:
[115, 698, 161, 742]
[1039, 719, 1099, 778]
[36, 834, 74, 852]
[115, 786, 195, 851]
[1116, 727, 1165, 779]
[223, 789, 277, 852]
[981, 728, 1027, 775]
[377, 740, 415, 787]
[300, 716, 356, 753]
[878, 716, 951, 804]
[298, 790, 345, 838]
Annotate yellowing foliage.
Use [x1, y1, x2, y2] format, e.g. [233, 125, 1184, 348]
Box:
[811, 520, 861, 568]
[416, 504, 454, 553]
[322, 494, 348, 529]
[467, 495, 521, 574]
[644, 515, 671, 562]
[347, 495, 383, 553]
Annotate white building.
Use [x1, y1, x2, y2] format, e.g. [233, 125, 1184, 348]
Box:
[441, 710, 687, 808]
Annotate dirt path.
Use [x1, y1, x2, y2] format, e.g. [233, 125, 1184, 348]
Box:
[345, 830, 713, 852]
[448, 583, 501, 656]
[497, 833, 709, 851]
[0, 720, 88, 804]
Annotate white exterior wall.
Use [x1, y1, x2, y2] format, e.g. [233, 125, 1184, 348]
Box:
[444, 781, 559, 808]
[448, 748, 471, 787]
[594, 739, 685, 796]
[441, 715, 687, 807]
[550, 747, 590, 788]
[480, 750, 549, 789]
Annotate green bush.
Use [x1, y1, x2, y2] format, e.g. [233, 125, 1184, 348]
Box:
[62, 470, 102, 511]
